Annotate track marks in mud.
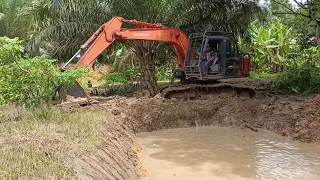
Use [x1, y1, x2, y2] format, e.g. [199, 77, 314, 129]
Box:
[75, 117, 145, 180]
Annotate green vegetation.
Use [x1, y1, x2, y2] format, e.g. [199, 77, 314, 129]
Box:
[0, 0, 319, 98]
[156, 66, 172, 82]
[101, 67, 140, 86]
[239, 0, 320, 94]
[275, 56, 320, 94]
[240, 18, 295, 73]
[249, 72, 278, 80]
[0, 37, 87, 107]
[0, 105, 105, 179]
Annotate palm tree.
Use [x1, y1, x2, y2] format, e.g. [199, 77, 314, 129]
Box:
[0, 0, 28, 38]
[178, 0, 261, 34]
[21, 0, 113, 59]
[112, 46, 137, 71]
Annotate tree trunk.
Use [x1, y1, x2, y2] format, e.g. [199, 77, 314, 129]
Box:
[316, 22, 320, 66]
[307, 0, 320, 66]
[170, 60, 177, 84]
[133, 40, 159, 96]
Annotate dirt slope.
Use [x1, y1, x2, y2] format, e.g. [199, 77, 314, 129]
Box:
[74, 111, 147, 180]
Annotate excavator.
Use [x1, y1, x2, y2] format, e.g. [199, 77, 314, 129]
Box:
[61, 16, 255, 99]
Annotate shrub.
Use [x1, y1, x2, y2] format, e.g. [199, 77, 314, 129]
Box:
[0, 37, 87, 107]
[275, 59, 320, 94]
[102, 72, 127, 85]
[156, 66, 171, 81]
[100, 67, 140, 86]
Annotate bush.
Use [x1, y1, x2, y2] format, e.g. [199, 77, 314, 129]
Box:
[102, 72, 127, 85]
[156, 66, 171, 81]
[249, 72, 278, 80]
[0, 37, 87, 107]
[241, 19, 296, 73]
[275, 59, 320, 94]
[98, 68, 140, 96]
[100, 67, 140, 86]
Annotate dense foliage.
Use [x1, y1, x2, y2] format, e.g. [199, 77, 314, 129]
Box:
[101, 67, 140, 86]
[276, 59, 320, 94]
[240, 19, 295, 73]
[0, 0, 320, 102]
[239, 0, 320, 94]
[0, 37, 87, 107]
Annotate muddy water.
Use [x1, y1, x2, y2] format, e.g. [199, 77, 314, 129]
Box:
[137, 127, 320, 180]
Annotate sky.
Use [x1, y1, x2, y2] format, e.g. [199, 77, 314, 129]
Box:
[289, 0, 306, 6]
[259, 0, 306, 7]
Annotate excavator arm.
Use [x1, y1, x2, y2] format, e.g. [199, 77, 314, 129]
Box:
[62, 16, 189, 69]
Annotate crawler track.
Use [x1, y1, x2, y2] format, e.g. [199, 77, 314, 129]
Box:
[87, 79, 271, 100]
[159, 83, 259, 100]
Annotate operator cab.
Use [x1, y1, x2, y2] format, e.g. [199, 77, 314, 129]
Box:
[177, 31, 250, 81]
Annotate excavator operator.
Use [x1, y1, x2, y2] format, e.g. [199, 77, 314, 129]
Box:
[204, 45, 218, 75]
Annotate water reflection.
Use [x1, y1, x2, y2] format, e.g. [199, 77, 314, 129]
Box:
[255, 139, 318, 180]
[137, 127, 320, 180]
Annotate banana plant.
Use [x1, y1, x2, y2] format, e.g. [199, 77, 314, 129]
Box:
[243, 18, 296, 73]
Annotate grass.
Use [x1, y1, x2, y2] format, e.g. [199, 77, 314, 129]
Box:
[0, 105, 106, 179]
[249, 72, 279, 80]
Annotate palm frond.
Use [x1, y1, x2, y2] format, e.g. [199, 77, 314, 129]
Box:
[19, 0, 261, 62]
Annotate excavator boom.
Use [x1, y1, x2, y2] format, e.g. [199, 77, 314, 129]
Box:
[63, 16, 189, 69]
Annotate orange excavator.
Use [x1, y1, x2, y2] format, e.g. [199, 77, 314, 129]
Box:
[61, 16, 253, 99]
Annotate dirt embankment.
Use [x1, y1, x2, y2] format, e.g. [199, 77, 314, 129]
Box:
[101, 93, 320, 143]
[73, 110, 147, 180]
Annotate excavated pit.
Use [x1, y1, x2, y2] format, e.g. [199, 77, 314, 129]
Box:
[119, 94, 320, 142]
[58, 80, 320, 179]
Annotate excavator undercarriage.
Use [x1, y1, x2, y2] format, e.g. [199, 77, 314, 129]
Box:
[159, 82, 257, 100]
[86, 79, 262, 101]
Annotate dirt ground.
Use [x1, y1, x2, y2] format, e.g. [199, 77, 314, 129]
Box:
[57, 79, 320, 179]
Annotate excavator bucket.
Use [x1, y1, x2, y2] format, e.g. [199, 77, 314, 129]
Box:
[55, 81, 87, 102]
[66, 81, 87, 98]
[56, 50, 88, 100]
